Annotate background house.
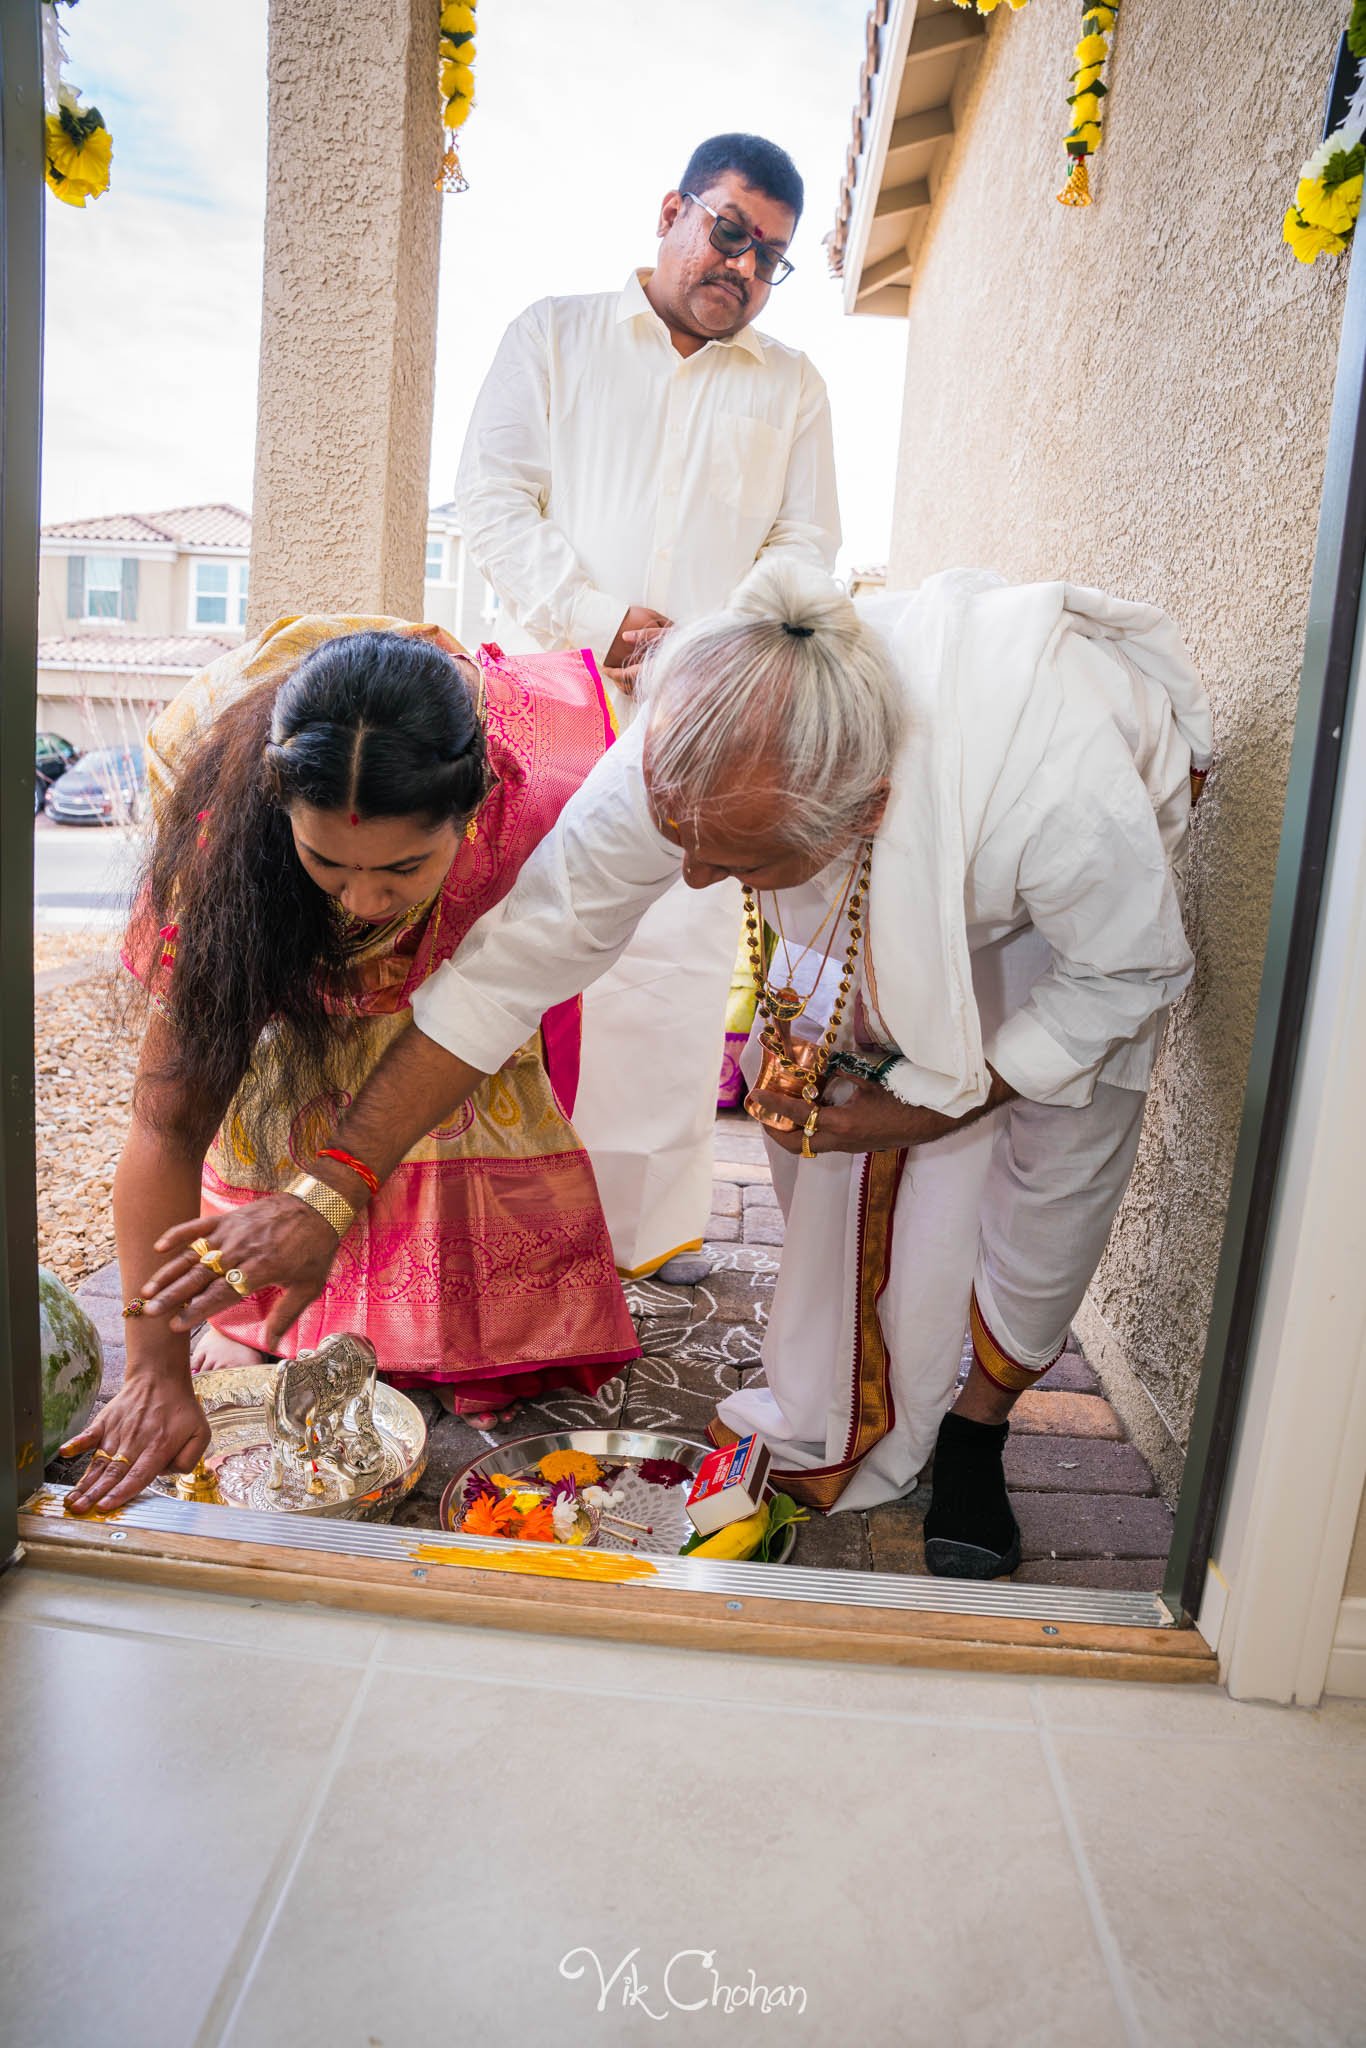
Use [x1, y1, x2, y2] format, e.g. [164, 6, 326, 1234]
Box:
[36, 503, 249, 750]
[422, 499, 501, 648]
[36, 501, 495, 751]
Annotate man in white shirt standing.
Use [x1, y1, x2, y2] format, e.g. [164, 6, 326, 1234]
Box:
[452, 132, 840, 1283]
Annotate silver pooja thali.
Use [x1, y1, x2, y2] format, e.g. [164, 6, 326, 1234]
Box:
[152, 1352, 427, 1520]
[439, 1428, 797, 1563]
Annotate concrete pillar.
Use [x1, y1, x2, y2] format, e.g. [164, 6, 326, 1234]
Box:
[247, 0, 443, 631]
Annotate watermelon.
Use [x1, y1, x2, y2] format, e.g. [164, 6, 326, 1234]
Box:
[39, 1267, 103, 1461]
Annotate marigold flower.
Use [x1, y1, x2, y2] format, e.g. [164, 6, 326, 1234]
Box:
[1297, 173, 1362, 238]
[441, 0, 477, 30]
[1074, 32, 1109, 65]
[45, 112, 112, 208]
[538, 1450, 602, 1486]
[1283, 207, 1346, 264]
[1070, 93, 1102, 126]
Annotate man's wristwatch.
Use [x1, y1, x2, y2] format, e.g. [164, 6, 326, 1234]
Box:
[283, 1173, 359, 1240]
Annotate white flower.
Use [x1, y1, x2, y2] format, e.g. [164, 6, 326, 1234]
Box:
[552, 1498, 581, 1543]
[1303, 126, 1363, 183]
[583, 1485, 624, 1509]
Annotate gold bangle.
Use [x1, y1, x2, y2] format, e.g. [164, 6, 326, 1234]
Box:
[283, 1172, 358, 1240]
[801, 1103, 820, 1162]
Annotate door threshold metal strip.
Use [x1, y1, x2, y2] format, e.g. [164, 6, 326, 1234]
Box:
[23, 1484, 1176, 1627]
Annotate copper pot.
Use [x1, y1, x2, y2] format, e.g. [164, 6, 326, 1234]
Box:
[745, 1029, 824, 1133]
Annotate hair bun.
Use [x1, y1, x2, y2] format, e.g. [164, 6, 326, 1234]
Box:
[730, 556, 862, 648]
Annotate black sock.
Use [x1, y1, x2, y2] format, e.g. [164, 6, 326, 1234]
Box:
[924, 1410, 1017, 1557]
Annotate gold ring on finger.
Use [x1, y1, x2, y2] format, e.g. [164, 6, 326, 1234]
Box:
[224, 1268, 250, 1298]
[189, 1237, 213, 1260]
[108, 1451, 132, 1466]
[801, 1132, 815, 1160]
[198, 1248, 228, 1279]
[92, 1447, 114, 1461]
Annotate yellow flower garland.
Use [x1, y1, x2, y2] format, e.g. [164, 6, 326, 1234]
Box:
[950, 0, 1120, 208]
[1059, 4, 1119, 206]
[1283, 5, 1366, 263]
[438, 0, 477, 193]
[42, 1, 112, 209]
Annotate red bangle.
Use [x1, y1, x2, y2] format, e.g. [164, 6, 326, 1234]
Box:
[316, 1146, 381, 1197]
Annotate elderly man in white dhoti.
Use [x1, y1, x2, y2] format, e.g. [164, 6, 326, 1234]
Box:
[449, 131, 840, 1285]
[136, 562, 1211, 1579]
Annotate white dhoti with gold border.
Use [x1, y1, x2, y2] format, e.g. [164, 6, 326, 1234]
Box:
[715, 930, 1151, 1511]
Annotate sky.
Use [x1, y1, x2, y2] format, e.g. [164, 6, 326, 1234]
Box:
[41, 0, 908, 572]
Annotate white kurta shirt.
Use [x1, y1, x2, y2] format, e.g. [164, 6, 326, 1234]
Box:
[411, 577, 1211, 1116]
[451, 269, 841, 664]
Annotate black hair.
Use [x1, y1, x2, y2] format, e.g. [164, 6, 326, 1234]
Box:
[133, 629, 485, 1146]
[678, 133, 804, 224]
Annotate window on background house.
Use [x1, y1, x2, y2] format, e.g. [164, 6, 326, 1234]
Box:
[425, 536, 445, 582]
[68, 555, 138, 622]
[193, 560, 249, 628]
[193, 560, 230, 625]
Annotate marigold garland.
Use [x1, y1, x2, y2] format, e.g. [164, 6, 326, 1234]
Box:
[41, 0, 112, 209]
[438, 0, 477, 194]
[1283, 6, 1366, 264]
[1059, 4, 1119, 206]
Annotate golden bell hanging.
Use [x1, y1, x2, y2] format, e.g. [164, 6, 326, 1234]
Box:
[437, 141, 468, 194]
[1057, 155, 1092, 207]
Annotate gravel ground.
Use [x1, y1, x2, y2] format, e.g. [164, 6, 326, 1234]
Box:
[36, 965, 137, 1289]
[34, 929, 110, 978]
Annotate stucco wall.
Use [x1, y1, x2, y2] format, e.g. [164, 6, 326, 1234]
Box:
[247, 0, 442, 629]
[885, 0, 1348, 1468]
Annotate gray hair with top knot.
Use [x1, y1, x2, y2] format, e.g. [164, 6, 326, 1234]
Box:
[639, 558, 906, 858]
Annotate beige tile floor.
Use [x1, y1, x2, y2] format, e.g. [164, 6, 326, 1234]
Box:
[3, 1565, 1364, 2047]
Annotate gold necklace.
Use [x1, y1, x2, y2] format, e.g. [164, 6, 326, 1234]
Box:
[742, 845, 871, 1102]
[765, 860, 858, 1019]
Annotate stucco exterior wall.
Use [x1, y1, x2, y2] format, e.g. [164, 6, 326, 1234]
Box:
[885, 0, 1348, 1469]
[247, 0, 442, 630]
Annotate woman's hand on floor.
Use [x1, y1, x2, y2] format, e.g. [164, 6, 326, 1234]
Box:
[139, 1195, 342, 1348]
[62, 1368, 210, 1515]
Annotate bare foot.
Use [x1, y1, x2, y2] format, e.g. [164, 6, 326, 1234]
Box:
[191, 1327, 271, 1375]
[434, 1386, 521, 1429]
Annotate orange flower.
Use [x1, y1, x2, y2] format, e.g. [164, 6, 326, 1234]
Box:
[538, 1450, 602, 1486]
[462, 1494, 521, 1537]
[517, 1502, 557, 1542]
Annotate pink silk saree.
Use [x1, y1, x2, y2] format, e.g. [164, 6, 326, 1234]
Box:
[132, 615, 638, 1405]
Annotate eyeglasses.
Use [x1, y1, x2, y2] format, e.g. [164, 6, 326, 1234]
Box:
[683, 193, 795, 286]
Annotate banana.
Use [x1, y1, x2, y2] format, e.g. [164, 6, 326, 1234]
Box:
[685, 1501, 771, 1560]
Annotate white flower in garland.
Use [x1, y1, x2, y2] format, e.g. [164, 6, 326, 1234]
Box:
[1284, 9, 1366, 262]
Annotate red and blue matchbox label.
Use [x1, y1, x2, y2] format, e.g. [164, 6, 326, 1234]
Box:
[685, 1434, 772, 1535]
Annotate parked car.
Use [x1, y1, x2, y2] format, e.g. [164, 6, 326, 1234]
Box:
[44, 745, 147, 825]
[35, 731, 78, 815]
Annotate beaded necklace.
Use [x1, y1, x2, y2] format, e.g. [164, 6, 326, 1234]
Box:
[742, 844, 871, 1104]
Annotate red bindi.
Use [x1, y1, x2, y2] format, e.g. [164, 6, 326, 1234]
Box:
[349, 812, 360, 826]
